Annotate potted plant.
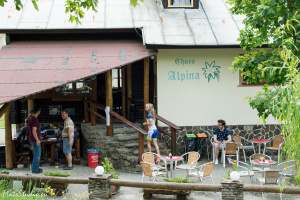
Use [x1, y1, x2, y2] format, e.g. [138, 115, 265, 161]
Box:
[102, 157, 120, 195]
[43, 171, 70, 196]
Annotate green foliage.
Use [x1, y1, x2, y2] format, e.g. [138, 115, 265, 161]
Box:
[232, 50, 288, 85]
[43, 171, 70, 177]
[223, 169, 231, 180]
[228, 0, 300, 85]
[102, 157, 119, 179]
[295, 175, 300, 187]
[164, 177, 190, 183]
[0, 0, 143, 24]
[228, 0, 300, 175]
[0, 179, 45, 200]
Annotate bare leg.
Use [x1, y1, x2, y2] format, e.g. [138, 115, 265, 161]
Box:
[66, 153, 72, 167]
[214, 142, 220, 162]
[153, 139, 160, 156]
[147, 140, 152, 152]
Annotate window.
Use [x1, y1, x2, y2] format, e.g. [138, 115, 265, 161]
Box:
[112, 68, 122, 89]
[162, 0, 199, 9]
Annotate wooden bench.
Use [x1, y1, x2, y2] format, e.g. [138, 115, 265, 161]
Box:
[143, 188, 190, 200]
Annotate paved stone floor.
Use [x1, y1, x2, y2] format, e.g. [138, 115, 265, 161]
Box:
[9, 161, 300, 200]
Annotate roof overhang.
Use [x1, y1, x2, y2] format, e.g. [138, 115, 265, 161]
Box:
[0, 40, 154, 104]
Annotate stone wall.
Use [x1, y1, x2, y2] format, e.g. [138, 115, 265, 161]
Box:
[81, 123, 169, 172]
[81, 123, 281, 170]
[160, 124, 281, 156]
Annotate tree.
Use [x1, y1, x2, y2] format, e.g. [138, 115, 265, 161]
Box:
[0, 0, 141, 24]
[228, 0, 300, 176]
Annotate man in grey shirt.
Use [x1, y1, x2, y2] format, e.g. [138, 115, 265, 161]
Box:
[61, 110, 74, 170]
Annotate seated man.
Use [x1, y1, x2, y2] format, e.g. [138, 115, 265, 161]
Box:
[213, 119, 232, 164]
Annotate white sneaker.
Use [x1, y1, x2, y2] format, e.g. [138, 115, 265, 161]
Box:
[214, 160, 219, 165]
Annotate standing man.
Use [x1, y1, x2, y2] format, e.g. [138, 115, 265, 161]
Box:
[27, 108, 42, 173]
[213, 119, 232, 164]
[61, 110, 74, 170]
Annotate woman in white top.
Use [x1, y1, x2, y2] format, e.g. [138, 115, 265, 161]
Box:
[144, 103, 160, 158]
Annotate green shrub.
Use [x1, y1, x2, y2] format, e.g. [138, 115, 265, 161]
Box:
[102, 157, 119, 179]
[43, 171, 70, 177]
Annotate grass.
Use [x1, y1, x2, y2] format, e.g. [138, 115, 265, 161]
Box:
[43, 171, 70, 177]
[164, 177, 190, 183]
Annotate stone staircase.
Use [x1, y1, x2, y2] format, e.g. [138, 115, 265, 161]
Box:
[81, 123, 170, 172]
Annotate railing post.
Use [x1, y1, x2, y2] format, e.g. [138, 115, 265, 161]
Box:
[171, 127, 176, 155]
[89, 174, 112, 199]
[221, 181, 244, 200]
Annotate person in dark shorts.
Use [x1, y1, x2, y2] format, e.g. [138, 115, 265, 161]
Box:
[26, 108, 42, 173]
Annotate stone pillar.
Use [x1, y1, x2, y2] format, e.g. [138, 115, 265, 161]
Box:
[89, 174, 112, 199]
[221, 181, 243, 200]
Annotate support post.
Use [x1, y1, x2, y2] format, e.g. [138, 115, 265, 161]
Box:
[139, 58, 150, 161]
[90, 79, 97, 126]
[84, 98, 89, 123]
[221, 181, 243, 200]
[106, 70, 113, 136]
[121, 68, 126, 116]
[126, 64, 132, 119]
[27, 98, 34, 114]
[171, 128, 176, 155]
[88, 174, 112, 199]
[5, 103, 13, 169]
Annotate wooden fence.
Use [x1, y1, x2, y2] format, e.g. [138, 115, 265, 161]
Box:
[1, 174, 300, 199]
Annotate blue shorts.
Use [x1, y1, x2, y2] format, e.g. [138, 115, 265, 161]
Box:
[147, 129, 159, 140]
[63, 138, 72, 154]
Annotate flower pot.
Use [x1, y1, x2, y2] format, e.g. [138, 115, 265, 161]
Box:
[111, 184, 120, 195]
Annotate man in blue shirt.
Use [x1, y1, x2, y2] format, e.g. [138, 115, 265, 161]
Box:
[213, 119, 232, 164]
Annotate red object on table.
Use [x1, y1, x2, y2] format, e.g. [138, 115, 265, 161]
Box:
[165, 156, 182, 161]
[252, 139, 272, 143]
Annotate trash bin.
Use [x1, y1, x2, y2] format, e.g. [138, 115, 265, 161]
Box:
[185, 133, 197, 152]
[87, 148, 99, 168]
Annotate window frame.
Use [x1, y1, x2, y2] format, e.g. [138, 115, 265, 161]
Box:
[162, 0, 199, 9]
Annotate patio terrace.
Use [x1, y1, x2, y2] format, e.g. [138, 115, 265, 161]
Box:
[6, 161, 300, 200]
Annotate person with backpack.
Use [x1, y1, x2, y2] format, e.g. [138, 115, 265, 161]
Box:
[26, 107, 43, 173]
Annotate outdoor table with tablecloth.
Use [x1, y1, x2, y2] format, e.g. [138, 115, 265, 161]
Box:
[252, 139, 272, 154]
[161, 156, 183, 178]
